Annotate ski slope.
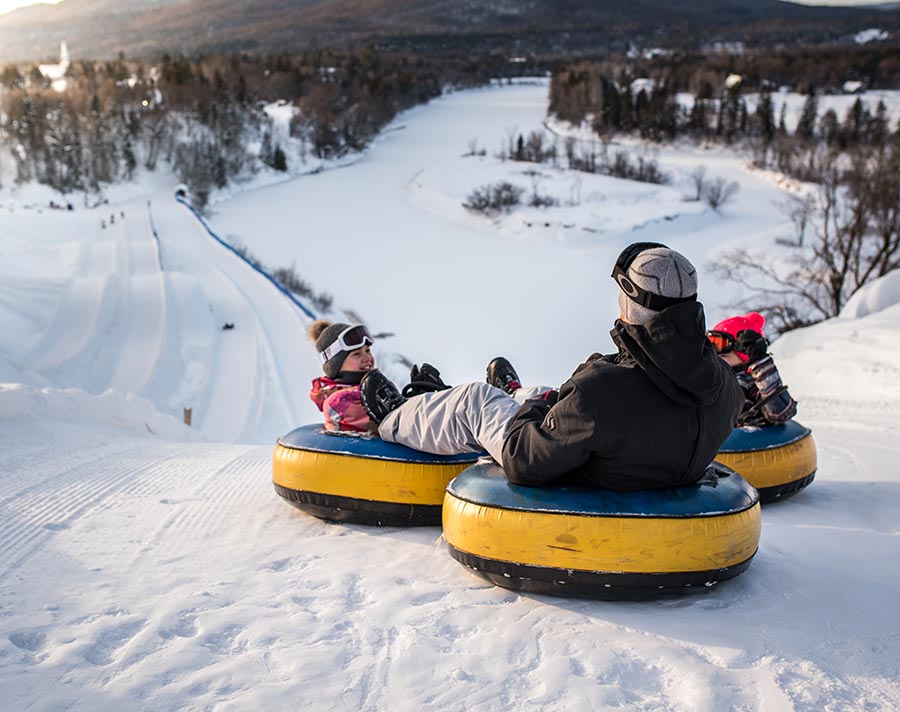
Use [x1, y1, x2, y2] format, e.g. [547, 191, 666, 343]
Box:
[1, 80, 900, 711]
[1, 190, 323, 443]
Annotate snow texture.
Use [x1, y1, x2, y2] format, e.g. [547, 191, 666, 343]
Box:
[1, 79, 899, 711]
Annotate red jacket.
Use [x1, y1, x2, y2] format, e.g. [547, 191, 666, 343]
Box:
[309, 376, 371, 432]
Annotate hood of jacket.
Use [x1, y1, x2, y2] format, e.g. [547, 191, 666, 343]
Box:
[611, 301, 726, 407]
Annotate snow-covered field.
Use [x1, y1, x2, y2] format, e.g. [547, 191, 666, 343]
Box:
[1, 80, 899, 710]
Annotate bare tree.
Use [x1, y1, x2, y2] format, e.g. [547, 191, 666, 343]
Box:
[689, 165, 706, 201]
[778, 193, 816, 247]
[713, 145, 900, 333]
[704, 176, 739, 210]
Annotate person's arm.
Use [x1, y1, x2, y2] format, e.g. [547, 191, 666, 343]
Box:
[747, 357, 797, 423]
[501, 380, 598, 486]
[736, 330, 797, 424]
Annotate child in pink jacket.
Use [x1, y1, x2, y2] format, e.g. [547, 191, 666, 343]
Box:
[308, 320, 377, 433]
[309, 319, 449, 432]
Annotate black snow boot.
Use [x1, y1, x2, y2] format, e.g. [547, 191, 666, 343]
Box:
[403, 363, 451, 397]
[486, 357, 521, 395]
[360, 370, 407, 424]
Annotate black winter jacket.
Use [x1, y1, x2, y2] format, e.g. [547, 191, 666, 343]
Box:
[502, 302, 744, 491]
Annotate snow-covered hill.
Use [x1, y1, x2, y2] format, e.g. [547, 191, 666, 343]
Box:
[1, 80, 899, 711]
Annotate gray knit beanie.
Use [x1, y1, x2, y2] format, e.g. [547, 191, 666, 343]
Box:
[309, 319, 352, 378]
[617, 246, 698, 325]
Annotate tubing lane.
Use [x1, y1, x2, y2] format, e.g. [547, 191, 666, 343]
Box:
[150, 193, 261, 441]
[170, 195, 317, 438]
[107, 206, 168, 395]
[30, 236, 118, 373]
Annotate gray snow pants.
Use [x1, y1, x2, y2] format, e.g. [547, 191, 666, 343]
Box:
[377, 382, 547, 466]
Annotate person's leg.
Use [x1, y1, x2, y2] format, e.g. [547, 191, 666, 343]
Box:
[378, 382, 519, 463]
[513, 385, 551, 403]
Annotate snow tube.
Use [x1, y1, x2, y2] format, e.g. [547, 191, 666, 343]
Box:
[442, 462, 761, 599]
[273, 424, 482, 526]
[716, 420, 816, 503]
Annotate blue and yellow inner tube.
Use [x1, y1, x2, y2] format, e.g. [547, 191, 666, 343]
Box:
[443, 462, 761, 599]
[273, 424, 481, 526]
[716, 420, 816, 503]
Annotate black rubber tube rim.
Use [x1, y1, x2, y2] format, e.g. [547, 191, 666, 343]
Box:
[274, 484, 442, 527]
[446, 544, 756, 600]
[757, 472, 816, 504]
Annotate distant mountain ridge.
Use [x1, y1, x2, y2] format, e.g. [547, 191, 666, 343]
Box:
[0, 0, 894, 61]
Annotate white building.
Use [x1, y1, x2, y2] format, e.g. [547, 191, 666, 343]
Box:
[38, 42, 70, 92]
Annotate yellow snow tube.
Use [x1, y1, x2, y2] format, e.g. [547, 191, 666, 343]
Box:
[716, 421, 816, 503]
[273, 425, 481, 526]
[443, 462, 761, 599]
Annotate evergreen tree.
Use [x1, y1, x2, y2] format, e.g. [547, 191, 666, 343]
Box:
[688, 98, 707, 136]
[867, 100, 888, 147]
[755, 90, 776, 144]
[620, 83, 634, 132]
[842, 97, 866, 146]
[796, 92, 818, 140]
[121, 124, 137, 181]
[819, 109, 839, 146]
[272, 145, 287, 172]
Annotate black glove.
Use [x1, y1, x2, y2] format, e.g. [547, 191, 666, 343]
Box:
[736, 330, 768, 363]
[402, 363, 451, 397]
[541, 389, 559, 406]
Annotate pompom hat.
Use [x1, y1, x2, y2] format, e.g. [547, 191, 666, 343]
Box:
[308, 319, 354, 378]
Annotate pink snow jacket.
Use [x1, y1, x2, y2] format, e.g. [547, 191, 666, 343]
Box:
[309, 376, 372, 433]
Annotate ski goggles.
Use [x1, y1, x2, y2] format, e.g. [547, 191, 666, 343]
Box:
[706, 330, 736, 354]
[320, 324, 373, 363]
[611, 242, 697, 311]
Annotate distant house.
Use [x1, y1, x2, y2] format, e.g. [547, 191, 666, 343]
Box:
[630, 78, 657, 96]
[842, 80, 865, 95]
[38, 42, 70, 92]
[724, 74, 743, 90]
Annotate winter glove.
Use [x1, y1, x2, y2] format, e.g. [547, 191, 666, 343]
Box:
[746, 355, 797, 425]
[402, 363, 451, 397]
[541, 389, 559, 406]
[747, 355, 781, 399]
[736, 330, 768, 364]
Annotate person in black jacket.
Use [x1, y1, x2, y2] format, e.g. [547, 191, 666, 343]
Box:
[359, 241, 742, 492]
[501, 241, 744, 490]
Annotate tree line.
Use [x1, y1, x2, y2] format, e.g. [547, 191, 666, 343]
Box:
[550, 63, 900, 149]
[548, 46, 900, 332]
[0, 49, 514, 208]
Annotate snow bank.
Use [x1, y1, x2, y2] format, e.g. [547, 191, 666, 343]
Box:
[840, 269, 900, 319]
[772, 271, 900, 406]
[2, 78, 900, 712]
[0, 383, 203, 441]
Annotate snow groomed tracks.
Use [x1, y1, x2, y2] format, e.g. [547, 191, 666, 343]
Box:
[148, 190, 321, 442]
[10, 188, 322, 444]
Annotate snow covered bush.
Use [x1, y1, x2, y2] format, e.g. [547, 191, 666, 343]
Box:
[703, 177, 740, 210]
[463, 181, 524, 217]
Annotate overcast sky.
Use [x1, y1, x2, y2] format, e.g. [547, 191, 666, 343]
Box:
[0, 0, 895, 16]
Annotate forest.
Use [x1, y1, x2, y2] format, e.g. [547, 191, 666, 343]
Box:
[0, 49, 527, 208]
